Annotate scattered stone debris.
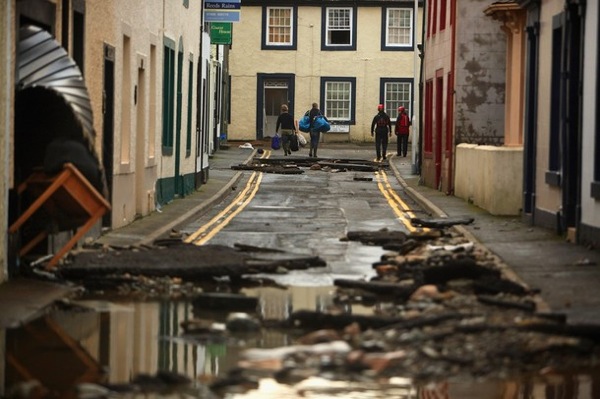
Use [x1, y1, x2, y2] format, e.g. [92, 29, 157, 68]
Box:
[40, 224, 600, 396]
[203, 226, 600, 394]
[59, 241, 326, 296]
[410, 216, 475, 228]
[230, 156, 386, 174]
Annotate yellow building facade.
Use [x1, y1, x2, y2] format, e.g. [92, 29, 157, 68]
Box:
[228, 1, 422, 144]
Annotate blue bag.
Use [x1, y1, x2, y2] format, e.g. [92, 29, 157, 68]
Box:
[313, 115, 331, 133]
[298, 115, 311, 132]
[271, 134, 281, 150]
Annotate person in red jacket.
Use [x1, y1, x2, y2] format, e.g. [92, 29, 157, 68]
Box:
[394, 106, 411, 157]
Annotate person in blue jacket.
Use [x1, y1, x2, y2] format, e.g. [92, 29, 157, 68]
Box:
[308, 103, 328, 157]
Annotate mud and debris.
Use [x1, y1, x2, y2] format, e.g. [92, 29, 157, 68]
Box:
[25, 223, 600, 397]
[231, 156, 386, 174]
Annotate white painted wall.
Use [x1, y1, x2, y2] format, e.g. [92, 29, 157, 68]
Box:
[0, 0, 15, 283]
[533, 0, 564, 215]
[86, 1, 201, 228]
[580, 1, 600, 231]
[454, 144, 523, 215]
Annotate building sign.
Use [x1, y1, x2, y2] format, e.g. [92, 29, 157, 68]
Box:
[210, 23, 232, 45]
[204, 0, 241, 23]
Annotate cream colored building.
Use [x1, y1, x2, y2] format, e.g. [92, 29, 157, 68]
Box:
[84, 1, 204, 228]
[2, 1, 228, 274]
[0, 1, 16, 283]
[228, 1, 422, 144]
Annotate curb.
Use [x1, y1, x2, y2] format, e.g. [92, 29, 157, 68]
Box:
[387, 154, 546, 309]
[138, 149, 257, 246]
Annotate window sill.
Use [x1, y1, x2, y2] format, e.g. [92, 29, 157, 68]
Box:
[591, 181, 600, 200]
[545, 170, 561, 187]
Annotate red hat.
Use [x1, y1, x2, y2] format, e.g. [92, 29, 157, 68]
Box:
[377, 104, 384, 110]
[398, 106, 405, 112]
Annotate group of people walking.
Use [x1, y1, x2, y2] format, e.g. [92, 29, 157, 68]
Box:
[275, 102, 326, 157]
[275, 102, 411, 160]
[370, 104, 411, 161]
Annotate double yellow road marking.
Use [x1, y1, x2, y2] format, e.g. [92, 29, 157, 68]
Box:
[185, 153, 423, 245]
[375, 166, 425, 233]
[184, 151, 269, 246]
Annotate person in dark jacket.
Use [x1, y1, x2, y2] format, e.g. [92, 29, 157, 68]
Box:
[394, 106, 411, 157]
[370, 104, 392, 161]
[308, 102, 327, 157]
[275, 104, 296, 155]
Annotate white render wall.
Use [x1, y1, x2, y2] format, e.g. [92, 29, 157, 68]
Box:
[533, 0, 564, 216]
[580, 1, 600, 232]
[86, 1, 201, 228]
[0, 0, 15, 283]
[454, 144, 523, 215]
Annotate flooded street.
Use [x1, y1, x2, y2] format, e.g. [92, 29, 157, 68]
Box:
[4, 287, 600, 398]
[3, 157, 600, 398]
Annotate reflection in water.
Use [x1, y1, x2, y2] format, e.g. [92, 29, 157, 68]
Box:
[2, 286, 600, 398]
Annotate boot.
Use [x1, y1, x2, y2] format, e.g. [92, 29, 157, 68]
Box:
[314, 149, 317, 157]
[309, 149, 313, 157]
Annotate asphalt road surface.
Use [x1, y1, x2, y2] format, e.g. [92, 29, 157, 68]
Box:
[180, 150, 428, 287]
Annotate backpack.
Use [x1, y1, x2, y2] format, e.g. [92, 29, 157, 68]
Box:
[376, 114, 388, 128]
[271, 134, 281, 150]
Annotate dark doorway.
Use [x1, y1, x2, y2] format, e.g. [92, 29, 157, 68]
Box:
[257, 74, 295, 140]
[435, 72, 444, 190]
[102, 44, 115, 227]
[560, 3, 583, 233]
[523, 21, 540, 221]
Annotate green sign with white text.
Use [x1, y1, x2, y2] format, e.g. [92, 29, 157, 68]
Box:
[210, 23, 232, 44]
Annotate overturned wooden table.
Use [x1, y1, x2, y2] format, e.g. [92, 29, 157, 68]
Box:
[9, 163, 111, 270]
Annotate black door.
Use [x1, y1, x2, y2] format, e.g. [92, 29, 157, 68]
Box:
[102, 44, 115, 227]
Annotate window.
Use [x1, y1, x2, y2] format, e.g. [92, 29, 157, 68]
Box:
[546, 15, 562, 186]
[263, 6, 297, 50]
[186, 56, 193, 157]
[424, 80, 433, 153]
[162, 38, 175, 153]
[321, 77, 356, 122]
[433, 0, 438, 35]
[440, 0, 447, 31]
[383, 8, 413, 50]
[322, 7, 356, 50]
[381, 78, 412, 120]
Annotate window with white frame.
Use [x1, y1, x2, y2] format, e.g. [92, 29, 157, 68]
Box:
[324, 79, 354, 121]
[267, 7, 293, 45]
[326, 7, 353, 46]
[383, 79, 412, 119]
[385, 8, 413, 48]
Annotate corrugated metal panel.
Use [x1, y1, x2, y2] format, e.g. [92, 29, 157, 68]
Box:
[17, 25, 94, 141]
[15, 25, 108, 198]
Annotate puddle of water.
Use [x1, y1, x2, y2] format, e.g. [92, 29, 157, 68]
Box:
[2, 286, 599, 398]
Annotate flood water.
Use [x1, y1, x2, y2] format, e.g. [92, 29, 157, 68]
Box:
[3, 284, 599, 398]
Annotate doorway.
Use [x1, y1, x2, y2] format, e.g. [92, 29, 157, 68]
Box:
[435, 72, 444, 190]
[102, 44, 115, 227]
[257, 74, 295, 140]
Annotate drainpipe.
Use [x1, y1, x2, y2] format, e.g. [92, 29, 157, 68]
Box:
[417, 0, 427, 177]
[1, 0, 14, 283]
[446, 0, 457, 195]
[412, 0, 419, 175]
